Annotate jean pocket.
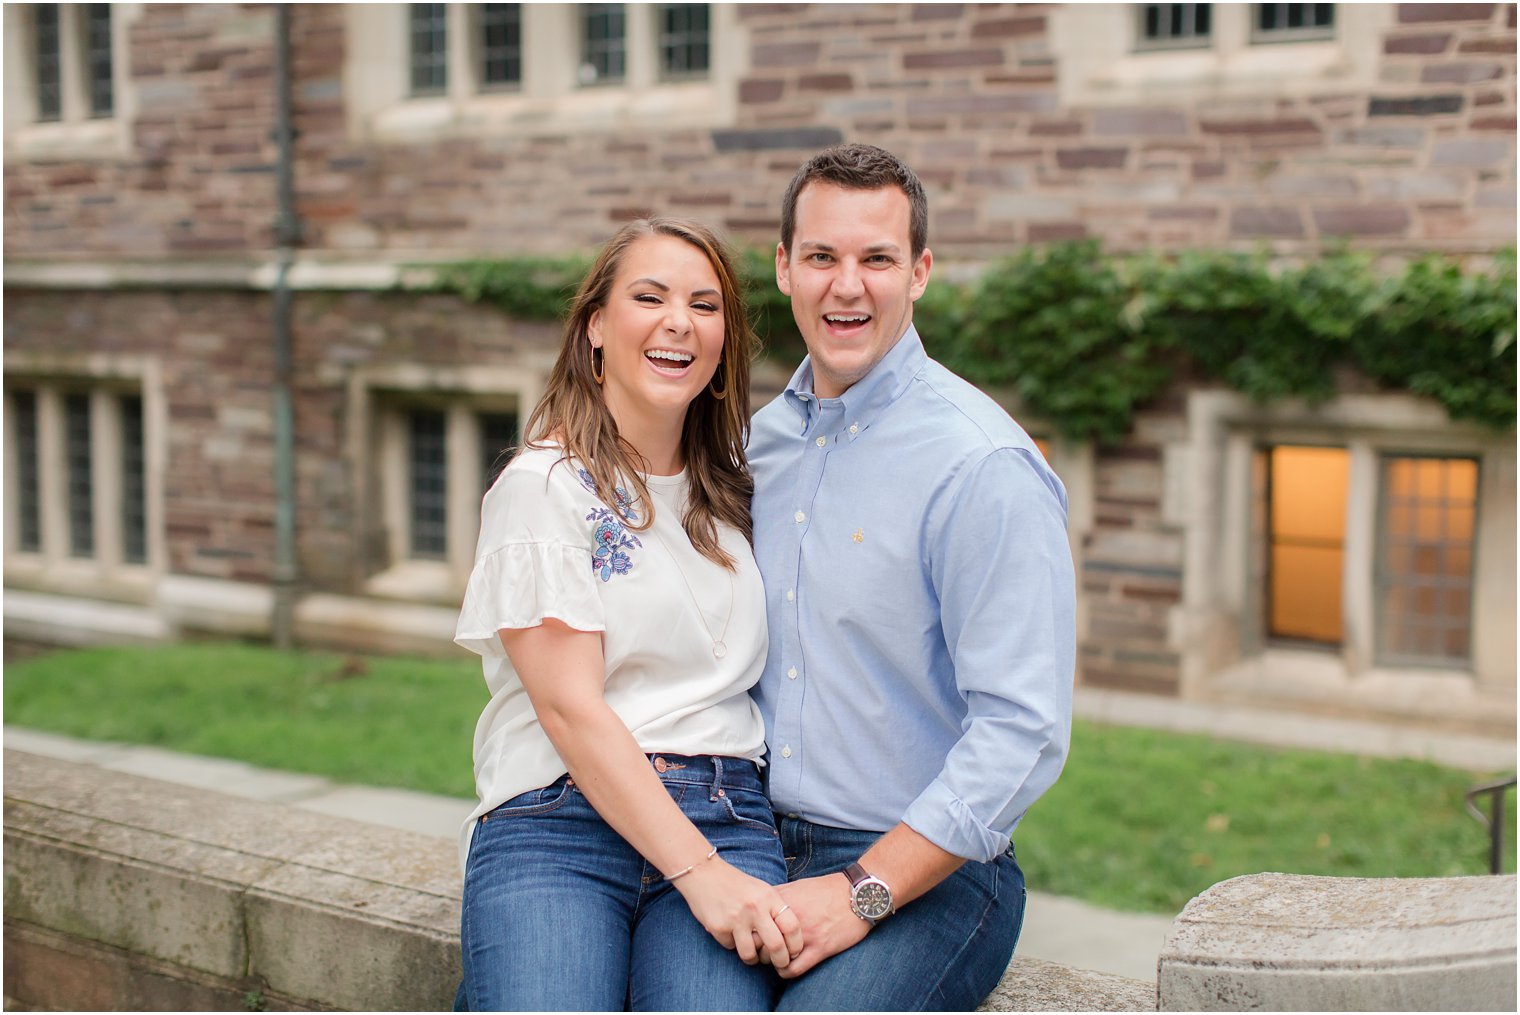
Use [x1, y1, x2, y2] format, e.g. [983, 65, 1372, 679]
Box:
[482, 776, 575, 821]
[716, 786, 779, 836]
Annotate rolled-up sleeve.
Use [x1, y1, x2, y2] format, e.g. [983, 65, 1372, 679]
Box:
[901, 447, 1075, 862]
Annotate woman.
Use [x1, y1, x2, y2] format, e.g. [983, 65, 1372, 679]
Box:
[453, 218, 799, 1011]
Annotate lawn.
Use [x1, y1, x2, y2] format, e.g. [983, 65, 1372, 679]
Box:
[4, 641, 1512, 914]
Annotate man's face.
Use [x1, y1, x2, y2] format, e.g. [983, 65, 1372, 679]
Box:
[776, 182, 932, 399]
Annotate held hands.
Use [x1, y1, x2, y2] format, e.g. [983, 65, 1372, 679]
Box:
[770, 873, 872, 978]
[672, 856, 804, 969]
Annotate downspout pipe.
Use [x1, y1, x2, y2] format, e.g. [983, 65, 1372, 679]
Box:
[271, 5, 300, 649]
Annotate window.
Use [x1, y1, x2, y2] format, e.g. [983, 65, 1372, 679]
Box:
[1185, 387, 1513, 703]
[21, 3, 113, 122]
[357, 371, 530, 602]
[1136, 4, 1213, 51]
[1264, 445, 1347, 645]
[408, 409, 449, 559]
[84, 3, 113, 117]
[5, 3, 133, 158]
[12, 390, 42, 553]
[479, 411, 519, 493]
[1138, 4, 1334, 51]
[409, 3, 448, 96]
[33, 4, 62, 121]
[1053, 4, 1377, 108]
[64, 392, 95, 558]
[479, 3, 522, 90]
[580, 4, 626, 86]
[4, 379, 154, 577]
[120, 394, 147, 564]
[399, 404, 519, 560]
[344, 5, 734, 141]
[1252, 3, 1335, 43]
[659, 4, 710, 79]
[1377, 456, 1478, 666]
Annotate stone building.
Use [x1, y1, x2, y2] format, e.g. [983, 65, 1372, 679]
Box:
[4, 3, 1515, 734]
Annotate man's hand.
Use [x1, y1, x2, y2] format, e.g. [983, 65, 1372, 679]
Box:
[771, 872, 871, 978]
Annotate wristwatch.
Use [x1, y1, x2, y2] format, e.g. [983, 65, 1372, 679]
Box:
[844, 861, 894, 925]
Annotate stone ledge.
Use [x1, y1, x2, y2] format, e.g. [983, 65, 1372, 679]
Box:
[3, 750, 1152, 1012]
[1158, 871, 1517, 1011]
[4, 750, 460, 1011]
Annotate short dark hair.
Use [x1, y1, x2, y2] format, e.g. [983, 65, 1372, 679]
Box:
[779, 143, 929, 260]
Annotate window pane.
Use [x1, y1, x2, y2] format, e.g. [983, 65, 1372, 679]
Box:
[86, 4, 113, 117]
[660, 4, 710, 78]
[1137, 3, 1212, 49]
[581, 4, 626, 85]
[1266, 445, 1348, 643]
[410, 3, 448, 96]
[409, 409, 448, 559]
[13, 390, 42, 553]
[479, 411, 518, 494]
[65, 392, 94, 558]
[121, 394, 147, 564]
[480, 4, 522, 88]
[1377, 456, 1478, 665]
[1252, 3, 1335, 41]
[34, 4, 62, 122]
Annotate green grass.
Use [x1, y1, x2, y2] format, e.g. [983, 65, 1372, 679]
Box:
[1016, 721, 1515, 912]
[5, 642, 1512, 913]
[3, 642, 482, 798]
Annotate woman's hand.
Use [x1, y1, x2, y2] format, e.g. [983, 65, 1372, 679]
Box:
[672, 858, 804, 968]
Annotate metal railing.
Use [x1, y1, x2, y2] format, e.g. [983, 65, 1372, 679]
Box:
[1464, 775, 1516, 875]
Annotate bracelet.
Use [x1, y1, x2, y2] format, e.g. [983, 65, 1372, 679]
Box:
[665, 847, 718, 882]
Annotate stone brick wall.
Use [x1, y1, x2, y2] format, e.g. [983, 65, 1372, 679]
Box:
[3, 3, 1514, 693]
[2, 288, 559, 593]
[4, 3, 1514, 263]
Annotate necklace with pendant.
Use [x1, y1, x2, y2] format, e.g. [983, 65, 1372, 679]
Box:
[647, 522, 734, 660]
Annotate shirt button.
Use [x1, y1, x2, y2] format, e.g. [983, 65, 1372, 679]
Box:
[815, 436, 827, 447]
[849, 423, 859, 434]
[787, 666, 797, 680]
[785, 589, 795, 602]
[794, 510, 805, 523]
[781, 746, 792, 759]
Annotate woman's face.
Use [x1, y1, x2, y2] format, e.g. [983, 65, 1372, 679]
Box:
[589, 233, 726, 429]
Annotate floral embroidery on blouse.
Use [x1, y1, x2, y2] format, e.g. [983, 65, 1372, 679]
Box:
[577, 468, 639, 523]
[587, 508, 641, 582]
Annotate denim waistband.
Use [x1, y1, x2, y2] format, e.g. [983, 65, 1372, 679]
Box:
[644, 753, 761, 794]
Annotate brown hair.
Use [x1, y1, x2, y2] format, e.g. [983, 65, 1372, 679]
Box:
[779, 143, 929, 260]
[522, 218, 756, 568]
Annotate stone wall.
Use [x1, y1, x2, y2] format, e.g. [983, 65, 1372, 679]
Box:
[3, 288, 561, 594]
[4, 4, 1514, 263]
[2, 750, 1157, 1012]
[7, 750, 1513, 1012]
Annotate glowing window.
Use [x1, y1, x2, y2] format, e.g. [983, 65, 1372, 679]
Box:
[1266, 445, 1348, 644]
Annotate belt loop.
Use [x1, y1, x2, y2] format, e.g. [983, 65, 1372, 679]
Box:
[710, 755, 724, 799]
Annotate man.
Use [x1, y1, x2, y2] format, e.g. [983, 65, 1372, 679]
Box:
[748, 143, 1075, 1011]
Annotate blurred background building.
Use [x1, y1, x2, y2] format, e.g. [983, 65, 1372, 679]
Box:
[4, 3, 1515, 734]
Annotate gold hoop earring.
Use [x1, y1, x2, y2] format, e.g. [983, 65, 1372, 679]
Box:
[591, 345, 605, 385]
[709, 362, 728, 401]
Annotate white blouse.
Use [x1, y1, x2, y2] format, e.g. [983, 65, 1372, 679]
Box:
[454, 443, 768, 866]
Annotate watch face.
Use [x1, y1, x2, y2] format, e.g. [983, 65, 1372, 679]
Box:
[853, 880, 892, 920]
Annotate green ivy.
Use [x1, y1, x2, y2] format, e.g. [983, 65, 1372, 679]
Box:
[422, 256, 592, 321]
[417, 243, 1516, 440]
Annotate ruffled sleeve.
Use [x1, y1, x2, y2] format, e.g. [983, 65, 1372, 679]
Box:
[453, 453, 606, 657]
[454, 542, 605, 655]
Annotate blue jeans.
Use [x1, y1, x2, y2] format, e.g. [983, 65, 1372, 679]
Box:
[774, 817, 1026, 1012]
[457, 754, 785, 1012]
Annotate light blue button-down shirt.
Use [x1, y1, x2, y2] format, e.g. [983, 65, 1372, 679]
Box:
[748, 327, 1075, 863]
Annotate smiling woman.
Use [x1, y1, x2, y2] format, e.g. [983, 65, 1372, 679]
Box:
[589, 233, 728, 464]
[449, 217, 797, 1011]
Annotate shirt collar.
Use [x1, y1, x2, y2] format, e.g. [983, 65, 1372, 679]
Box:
[781, 326, 926, 439]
